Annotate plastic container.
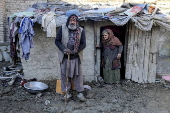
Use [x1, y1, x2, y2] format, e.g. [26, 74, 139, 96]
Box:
[56, 79, 75, 94]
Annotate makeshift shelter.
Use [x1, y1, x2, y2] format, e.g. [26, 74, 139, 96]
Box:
[8, 2, 170, 83]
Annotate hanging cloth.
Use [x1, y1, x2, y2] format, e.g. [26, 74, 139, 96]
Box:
[19, 17, 35, 60]
[42, 11, 56, 38]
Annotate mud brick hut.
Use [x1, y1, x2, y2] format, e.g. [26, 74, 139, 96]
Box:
[7, 2, 170, 83]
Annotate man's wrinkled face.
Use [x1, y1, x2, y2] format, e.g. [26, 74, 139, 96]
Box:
[68, 16, 78, 30]
[69, 18, 77, 26]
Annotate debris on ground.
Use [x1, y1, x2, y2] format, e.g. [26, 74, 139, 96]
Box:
[0, 61, 170, 113]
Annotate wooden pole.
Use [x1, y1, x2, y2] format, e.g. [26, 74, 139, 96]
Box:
[65, 54, 70, 106]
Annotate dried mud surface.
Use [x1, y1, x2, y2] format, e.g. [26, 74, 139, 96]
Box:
[0, 61, 170, 113]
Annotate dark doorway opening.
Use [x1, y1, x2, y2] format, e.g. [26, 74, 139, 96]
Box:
[100, 25, 126, 80]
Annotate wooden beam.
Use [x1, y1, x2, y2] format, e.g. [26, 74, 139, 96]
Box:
[148, 27, 159, 83]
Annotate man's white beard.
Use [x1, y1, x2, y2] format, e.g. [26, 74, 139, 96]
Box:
[68, 24, 77, 30]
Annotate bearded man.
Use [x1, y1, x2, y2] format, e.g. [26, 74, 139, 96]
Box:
[55, 14, 86, 101]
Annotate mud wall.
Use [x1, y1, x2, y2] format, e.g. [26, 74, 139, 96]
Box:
[21, 20, 96, 81]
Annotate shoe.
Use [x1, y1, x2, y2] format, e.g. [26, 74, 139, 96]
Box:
[64, 93, 72, 100]
[97, 75, 104, 86]
[77, 93, 86, 102]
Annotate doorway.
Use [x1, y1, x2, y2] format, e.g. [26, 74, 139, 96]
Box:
[100, 25, 126, 80]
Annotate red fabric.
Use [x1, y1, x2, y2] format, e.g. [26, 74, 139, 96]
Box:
[162, 76, 170, 81]
[74, 28, 80, 53]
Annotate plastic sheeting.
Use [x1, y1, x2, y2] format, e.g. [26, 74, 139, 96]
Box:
[154, 20, 170, 31]
[84, 7, 116, 14]
[110, 16, 131, 26]
[55, 15, 68, 27]
[123, 3, 146, 17]
[9, 2, 170, 32]
[109, 3, 170, 31]
[131, 16, 153, 31]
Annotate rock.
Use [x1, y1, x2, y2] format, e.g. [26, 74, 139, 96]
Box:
[1, 87, 12, 94]
[44, 100, 50, 105]
[85, 93, 95, 99]
[35, 92, 43, 99]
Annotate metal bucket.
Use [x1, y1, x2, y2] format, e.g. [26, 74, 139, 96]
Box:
[24, 81, 48, 94]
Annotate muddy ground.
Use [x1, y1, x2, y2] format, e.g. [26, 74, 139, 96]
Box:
[0, 61, 170, 113]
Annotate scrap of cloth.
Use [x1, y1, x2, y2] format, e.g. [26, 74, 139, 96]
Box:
[19, 17, 35, 60]
[9, 22, 18, 60]
[42, 11, 56, 38]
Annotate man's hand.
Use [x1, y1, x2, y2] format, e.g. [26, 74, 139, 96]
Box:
[64, 48, 72, 54]
[96, 44, 100, 48]
[117, 54, 121, 59]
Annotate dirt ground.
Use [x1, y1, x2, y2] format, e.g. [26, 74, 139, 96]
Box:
[0, 61, 170, 113]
